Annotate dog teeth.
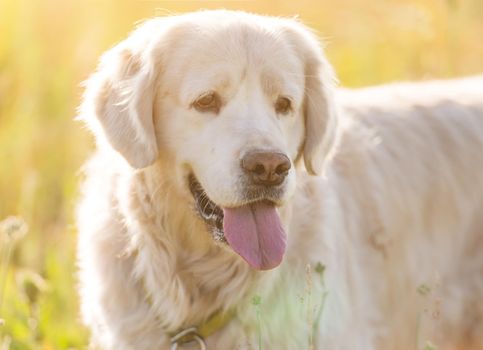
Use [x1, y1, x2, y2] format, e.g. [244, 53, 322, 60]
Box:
[189, 174, 225, 241]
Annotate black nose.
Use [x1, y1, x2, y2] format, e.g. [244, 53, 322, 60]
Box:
[241, 151, 291, 186]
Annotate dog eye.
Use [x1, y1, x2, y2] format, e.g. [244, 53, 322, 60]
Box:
[275, 96, 292, 115]
[193, 92, 221, 114]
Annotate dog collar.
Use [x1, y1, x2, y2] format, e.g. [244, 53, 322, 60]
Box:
[170, 309, 236, 349]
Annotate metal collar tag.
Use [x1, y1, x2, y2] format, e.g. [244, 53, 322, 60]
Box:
[170, 327, 207, 350]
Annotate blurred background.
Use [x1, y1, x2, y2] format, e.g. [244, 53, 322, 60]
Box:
[0, 0, 482, 348]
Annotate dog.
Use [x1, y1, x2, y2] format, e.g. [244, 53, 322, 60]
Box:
[76, 10, 483, 349]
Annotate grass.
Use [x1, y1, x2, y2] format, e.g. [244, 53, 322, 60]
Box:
[252, 295, 263, 350]
[0, 0, 482, 348]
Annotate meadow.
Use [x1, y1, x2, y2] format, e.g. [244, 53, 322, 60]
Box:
[0, 0, 482, 348]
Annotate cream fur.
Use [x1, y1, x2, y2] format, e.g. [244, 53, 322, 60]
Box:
[77, 10, 483, 350]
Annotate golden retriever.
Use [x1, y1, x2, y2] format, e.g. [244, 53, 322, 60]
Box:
[77, 10, 483, 350]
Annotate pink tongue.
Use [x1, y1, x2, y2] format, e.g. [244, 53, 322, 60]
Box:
[223, 202, 286, 270]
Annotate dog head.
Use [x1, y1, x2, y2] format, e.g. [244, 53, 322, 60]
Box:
[81, 10, 338, 270]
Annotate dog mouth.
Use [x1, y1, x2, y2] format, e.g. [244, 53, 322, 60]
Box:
[188, 174, 226, 243]
[188, 174, 287, 270]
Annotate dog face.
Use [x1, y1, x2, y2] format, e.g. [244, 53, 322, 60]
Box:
[81, 11, 338, 270]
[160, 25, 303, 206]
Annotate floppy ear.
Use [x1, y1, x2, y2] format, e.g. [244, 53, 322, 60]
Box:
[303, 51, 339, 176]
[287, 23, 339, 176]
[80, 42, 158, 169]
